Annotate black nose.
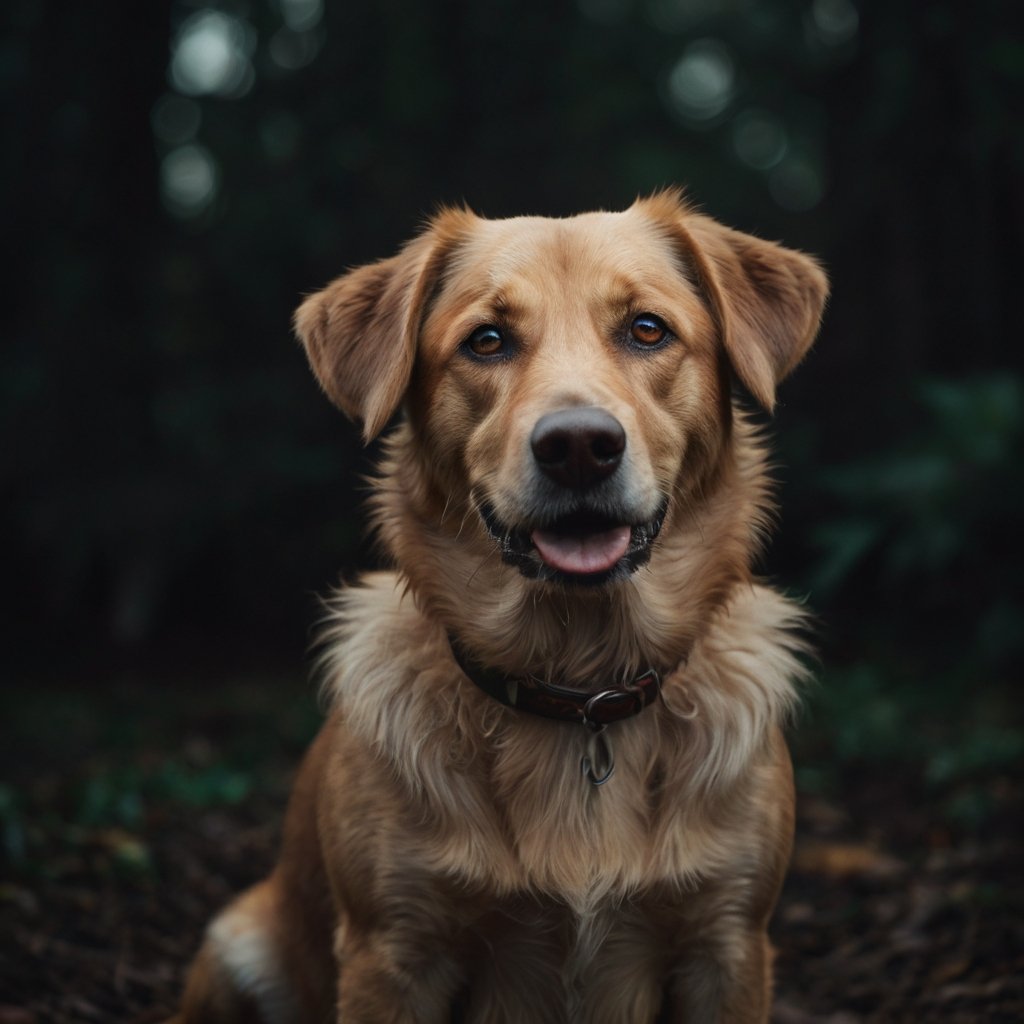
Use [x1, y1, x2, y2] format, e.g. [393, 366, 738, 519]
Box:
[530, 407, 626, 490]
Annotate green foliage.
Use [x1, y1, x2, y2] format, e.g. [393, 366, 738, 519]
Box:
[789, 374, 1023, 821]
[0, 757, 260, 879]
[801, 663, 1021, 775]
[0, 675, 320, 878]
[800, 374, 1023, 678]
[75, 761, 253, 829]
[0, 784, 27, 865]
[795, 660, 1021, 831]
[809, 375, 1021, 590]
[926, 728, 1024, 787]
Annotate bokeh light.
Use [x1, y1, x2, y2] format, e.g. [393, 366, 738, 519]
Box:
[160, 143, 219, 217]
[268, 28, 323, 71]
[810, 0, 859, 47]
[667, 39, 735, 123]
[732, 108, 788, 170]
[151, 93, 202, 146]
[278, 0, 324, 33]
[769, 154, 824, 211]
[169, 10, 256, 98]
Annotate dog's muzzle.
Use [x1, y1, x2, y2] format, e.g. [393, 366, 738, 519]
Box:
[479, 406, 667, 585]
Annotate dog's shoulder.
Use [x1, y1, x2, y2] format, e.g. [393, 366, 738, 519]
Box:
[316, 570, 495, 768]
[663, 583, 809, 794]
[690, 583, 810, 704]
[317, 570, 454, 708]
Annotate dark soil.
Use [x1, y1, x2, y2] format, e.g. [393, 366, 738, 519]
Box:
[2, 675, 1021, 1023]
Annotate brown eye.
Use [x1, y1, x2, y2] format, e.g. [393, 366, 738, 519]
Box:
[630, 314, 668, 347]
[466, 325, 506, 358]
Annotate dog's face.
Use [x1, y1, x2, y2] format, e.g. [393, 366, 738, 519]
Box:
[295, 191, 826, 591]
[409, 212, 724, 586]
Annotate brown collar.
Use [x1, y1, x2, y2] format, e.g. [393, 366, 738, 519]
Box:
[447, 635, 662, 728]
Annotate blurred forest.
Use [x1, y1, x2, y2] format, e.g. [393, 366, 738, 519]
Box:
[2, 0, 1023, 1017]
[5, 0, 1021, 769]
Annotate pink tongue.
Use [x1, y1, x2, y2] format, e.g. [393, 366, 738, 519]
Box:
[531, 525, 631, 575]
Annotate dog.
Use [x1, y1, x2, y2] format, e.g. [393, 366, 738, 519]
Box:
[170, 189, 827, 1023]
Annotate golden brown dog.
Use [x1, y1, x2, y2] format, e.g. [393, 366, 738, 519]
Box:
[170, 189, 827, 1023]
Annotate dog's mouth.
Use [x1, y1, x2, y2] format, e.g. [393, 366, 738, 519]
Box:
[478, 501, 667, 585]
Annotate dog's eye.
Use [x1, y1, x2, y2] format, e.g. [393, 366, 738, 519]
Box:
[466, 325, 506, 358]
[630, 314, 668, 348]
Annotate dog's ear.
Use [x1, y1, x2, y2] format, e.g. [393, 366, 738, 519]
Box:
[639, 192, 828, 412]
[293, 210, 469, 442]
[683, 215, 828, 411]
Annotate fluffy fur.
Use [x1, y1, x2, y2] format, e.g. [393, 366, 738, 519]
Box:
[170, 189, 827, 1023]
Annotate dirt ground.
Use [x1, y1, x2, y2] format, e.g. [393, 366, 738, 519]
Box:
[2, 675, 1021, 1023]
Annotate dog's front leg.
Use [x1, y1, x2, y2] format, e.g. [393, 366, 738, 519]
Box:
[666, 927, 775, 1024]
[334, 921, 467, 1024]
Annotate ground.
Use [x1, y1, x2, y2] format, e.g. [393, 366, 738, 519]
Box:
[1, 668, 1021, 1022]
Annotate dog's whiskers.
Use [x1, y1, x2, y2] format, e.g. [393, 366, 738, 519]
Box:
[465, 547, 499, 589]
[439, 492, 454, 526]
[455, 505, 475, 541]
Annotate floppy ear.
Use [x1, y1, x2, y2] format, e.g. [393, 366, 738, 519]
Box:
[682, 213, 828, 411]
[638, 191, 828, 411]
[293, 212, 467, 442]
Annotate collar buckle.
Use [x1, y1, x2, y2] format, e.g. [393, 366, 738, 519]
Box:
[582, 687, 642, 729]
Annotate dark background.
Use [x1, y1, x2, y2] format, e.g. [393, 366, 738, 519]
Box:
[2, 0, 1022, 1017]
[5, 0, 1021, 774]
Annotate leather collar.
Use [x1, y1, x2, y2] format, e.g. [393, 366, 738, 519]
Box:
[448, 635, 662, 728]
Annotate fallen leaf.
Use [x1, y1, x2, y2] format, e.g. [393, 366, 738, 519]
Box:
[792, 841, 905, 879]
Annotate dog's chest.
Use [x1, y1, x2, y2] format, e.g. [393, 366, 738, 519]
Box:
[435, 716, 707, 907]
[460, 890, 671, 1019]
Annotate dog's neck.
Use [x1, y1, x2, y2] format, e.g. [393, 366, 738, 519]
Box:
[369, 412, 773, 686]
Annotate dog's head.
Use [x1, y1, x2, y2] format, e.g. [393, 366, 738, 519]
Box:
[295, 191, 826, 591]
